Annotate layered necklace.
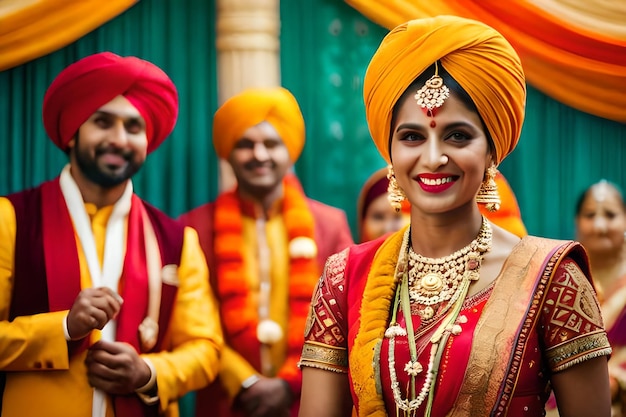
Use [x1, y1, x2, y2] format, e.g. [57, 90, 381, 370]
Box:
[385, 217, 492, 416]
[407, 220, 492, 322]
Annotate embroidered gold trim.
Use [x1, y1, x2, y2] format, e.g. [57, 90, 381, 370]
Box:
[546, 330, 612, 372]
[298, 341, 348, 373]
[350, 228, 406, 417]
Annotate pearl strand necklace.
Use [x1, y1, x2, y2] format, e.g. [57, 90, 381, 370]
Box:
[388, 338, 437, 413]
[385, 218, 492, 416]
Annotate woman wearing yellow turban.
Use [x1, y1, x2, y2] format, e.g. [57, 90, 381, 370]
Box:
[298, 16, 611, 417]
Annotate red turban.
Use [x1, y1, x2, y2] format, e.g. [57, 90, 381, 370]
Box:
[43, 52, 178, 154]
[212, 87, 305, 162]
[363, 16, 526, 165]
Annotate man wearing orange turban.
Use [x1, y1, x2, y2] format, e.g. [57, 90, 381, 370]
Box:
[180, 86, 353, 417]
[299, 16, 610, 417]
[212, 87, 306, 162]
[0, 52, 223, 417]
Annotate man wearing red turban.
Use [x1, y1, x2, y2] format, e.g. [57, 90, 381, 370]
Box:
[43, 52, 178, 155]
[0, 52, 223, 417]
[180, 86, 354, 417]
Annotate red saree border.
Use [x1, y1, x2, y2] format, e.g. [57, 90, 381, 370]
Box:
[451, 236, 581, 417]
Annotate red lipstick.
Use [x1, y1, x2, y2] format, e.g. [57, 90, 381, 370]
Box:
[417, 173, 456, 193]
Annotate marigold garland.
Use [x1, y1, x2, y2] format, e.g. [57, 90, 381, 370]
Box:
[213, 173, 320, 378]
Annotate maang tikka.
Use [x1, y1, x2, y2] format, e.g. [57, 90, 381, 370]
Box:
[476, 165, 501, 212]
[387, 165, 406, 212]
[415, 61, 450, 127]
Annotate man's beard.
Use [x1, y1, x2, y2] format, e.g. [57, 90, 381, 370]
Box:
[74, 135, 143, 188]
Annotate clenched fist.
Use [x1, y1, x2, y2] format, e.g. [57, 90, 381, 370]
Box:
[66, 287, 123, 340]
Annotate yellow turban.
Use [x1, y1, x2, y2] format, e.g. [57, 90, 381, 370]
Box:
[212, 87, 305, 161]
[363, 15, 526, 165]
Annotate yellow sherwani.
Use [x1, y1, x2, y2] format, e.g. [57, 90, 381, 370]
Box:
[0, 196, 223, 417]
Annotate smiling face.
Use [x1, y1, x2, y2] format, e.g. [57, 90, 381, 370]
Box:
[68, 95, 148, 189]
[389, 90, 492, 217]
[227, 121, 293, 201]
[575, 182, 626, 257]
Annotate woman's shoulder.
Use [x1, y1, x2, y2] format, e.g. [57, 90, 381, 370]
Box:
[324, 238, 385, 275]
[491, 221, 585, 264]
[519, 235, 589, 271]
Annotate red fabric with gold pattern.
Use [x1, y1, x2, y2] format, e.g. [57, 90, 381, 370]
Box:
[304, 252, 609, 416]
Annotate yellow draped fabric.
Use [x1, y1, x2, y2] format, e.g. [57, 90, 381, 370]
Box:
[345, 0, 626, 123]
[0, 0, 137, 71]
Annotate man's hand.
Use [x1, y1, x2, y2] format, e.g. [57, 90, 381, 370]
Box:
[85, 340, 151, 395]
[234, 376, 293, 417]
[66, 287, 122, 340]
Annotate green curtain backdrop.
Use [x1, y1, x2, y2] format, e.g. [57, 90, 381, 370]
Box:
[0, 1, 625, 416]
[3, 0, 624, 242]
[0, 0, 219, 219]
[280, 0, 626, 241]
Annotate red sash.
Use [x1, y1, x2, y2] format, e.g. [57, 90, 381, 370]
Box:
[40, 178, 149, 352]
[6, 177, 185, 417]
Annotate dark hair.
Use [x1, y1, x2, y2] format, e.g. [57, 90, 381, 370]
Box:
[388, 63, 494, 159]
[575, 180, 626, 216]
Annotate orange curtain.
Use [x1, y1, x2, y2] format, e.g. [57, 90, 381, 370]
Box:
[344, 0, 626, 123]
[0, 0, 137, 71]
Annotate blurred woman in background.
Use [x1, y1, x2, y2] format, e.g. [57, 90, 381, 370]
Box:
[576, 180, 626, 416]
[357, 167, 411, 243]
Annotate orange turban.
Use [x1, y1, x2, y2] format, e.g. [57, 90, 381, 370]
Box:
[363, 15, 526, 165]
[212, 87, 305, 161]
[43, 52, 178, 154]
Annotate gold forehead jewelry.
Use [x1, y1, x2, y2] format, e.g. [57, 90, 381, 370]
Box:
[414, 61, 450, 128]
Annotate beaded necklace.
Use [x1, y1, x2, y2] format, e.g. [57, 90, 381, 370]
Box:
[408, 220, 492, 322]
[385, 217, 492, 416]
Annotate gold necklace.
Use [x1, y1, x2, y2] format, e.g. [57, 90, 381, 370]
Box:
[385, 218, 492, 416]
[407, 217, 492, 322]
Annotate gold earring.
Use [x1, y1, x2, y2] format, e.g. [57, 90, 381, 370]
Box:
[476, 165, 500, 212]
[387, 165, 406, 213]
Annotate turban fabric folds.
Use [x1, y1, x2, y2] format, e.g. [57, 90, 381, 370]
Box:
[43, 52, 178, 154]
[363, 15, 526, 165]
[212, 87, 305, 162]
